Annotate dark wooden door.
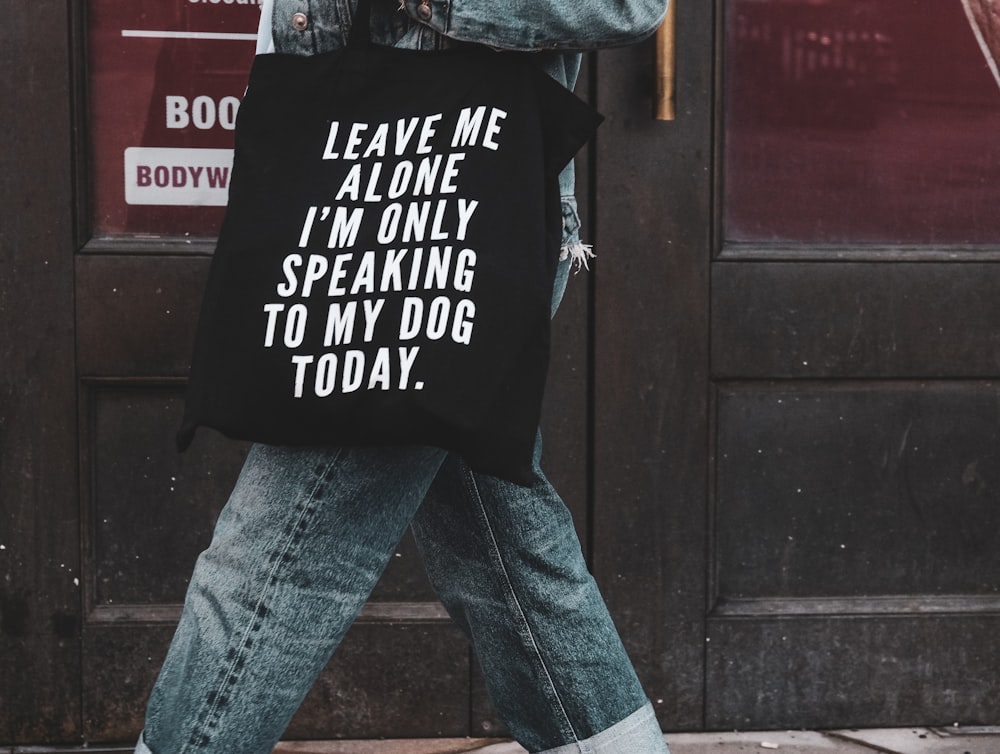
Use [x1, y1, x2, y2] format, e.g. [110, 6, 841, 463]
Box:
[589, 0, 1000, 734]
[704, 0, 1000, 729]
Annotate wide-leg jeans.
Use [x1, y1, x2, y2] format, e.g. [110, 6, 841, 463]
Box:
[137, 262, 670, 754]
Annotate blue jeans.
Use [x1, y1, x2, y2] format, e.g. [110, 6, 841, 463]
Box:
[137, 261, 670, 754]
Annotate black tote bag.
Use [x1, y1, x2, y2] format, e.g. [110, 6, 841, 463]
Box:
[177, 0, 602, 484]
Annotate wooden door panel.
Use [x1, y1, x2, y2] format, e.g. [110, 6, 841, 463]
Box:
[706, 615, 1000, 729]
[81, 384, 245, 608]
[715, 381, 1000, 599]
[713, 263, 1000, 378]
[707, 374, 1000, 727]
[77, 255, 208, 377]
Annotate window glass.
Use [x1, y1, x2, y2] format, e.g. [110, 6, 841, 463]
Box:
[88, 1, 260, 239]
[725, 0, 1000, 245]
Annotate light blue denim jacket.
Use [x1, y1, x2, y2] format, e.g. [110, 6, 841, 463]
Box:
[262, 0, 668, 257]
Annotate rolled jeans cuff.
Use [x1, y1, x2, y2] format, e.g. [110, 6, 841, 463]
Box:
[537, 701, 669, 754]
[135, 731, 154, 754]
[135, 705, 669, 754]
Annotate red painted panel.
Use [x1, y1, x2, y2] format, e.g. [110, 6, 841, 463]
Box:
[724, 0, 1000, 244]
[87, 0, 260, 237]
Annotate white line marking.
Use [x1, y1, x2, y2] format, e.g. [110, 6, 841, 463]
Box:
[961, 0, 1000, 90]
[121, 30, 258, 41]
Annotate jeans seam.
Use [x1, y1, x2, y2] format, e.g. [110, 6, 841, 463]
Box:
[460, 466, 579, 748]
[186, 448, 342, 751]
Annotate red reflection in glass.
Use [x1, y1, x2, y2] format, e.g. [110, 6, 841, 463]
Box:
[88, 1, 259, 239]
[724, 0, 1000, 245]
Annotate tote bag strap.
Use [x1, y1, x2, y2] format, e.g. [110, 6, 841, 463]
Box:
[256, 0, 275, 54]
[347, 0, 373, 48]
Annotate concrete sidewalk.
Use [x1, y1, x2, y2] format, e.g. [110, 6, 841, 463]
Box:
[272, 727, 1000, 754]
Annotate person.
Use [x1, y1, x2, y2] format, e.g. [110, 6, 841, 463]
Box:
[135, 0, 671, 752]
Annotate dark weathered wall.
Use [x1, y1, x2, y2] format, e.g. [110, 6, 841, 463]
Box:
[0, 0, 81, 742]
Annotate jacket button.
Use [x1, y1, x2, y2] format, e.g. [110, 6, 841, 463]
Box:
[291, 12, 309, 31]
[416, 1, 432, 20]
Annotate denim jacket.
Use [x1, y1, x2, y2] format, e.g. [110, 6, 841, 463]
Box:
[259, 0, 668, 259]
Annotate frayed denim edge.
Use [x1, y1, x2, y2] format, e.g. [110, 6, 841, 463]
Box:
[559, 240, 596, 272]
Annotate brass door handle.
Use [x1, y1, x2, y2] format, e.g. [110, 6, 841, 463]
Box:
[656, 0, 677, 120]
